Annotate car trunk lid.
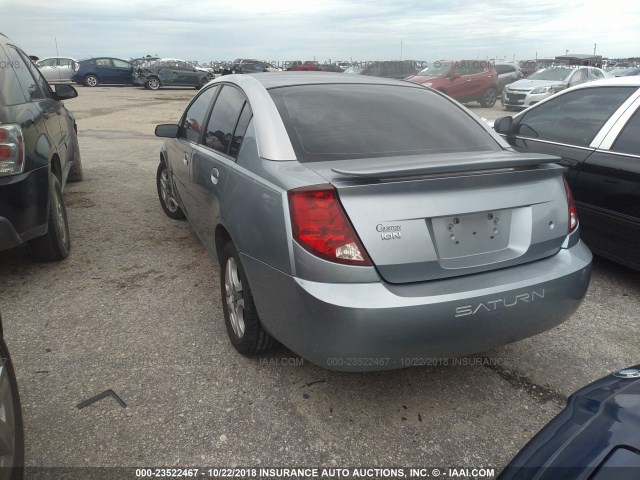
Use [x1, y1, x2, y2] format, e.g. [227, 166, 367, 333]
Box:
[302, 151, 569, 283]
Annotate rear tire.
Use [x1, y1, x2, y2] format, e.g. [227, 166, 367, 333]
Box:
[29, 173, 70, 261]
[220, 241, 275, 356]
[480, 87, 498, 107]
[196, 77, 209, 89]
[67, 133, 83, 182]
[84, 74, 98, 87]
[146, 77, 161, 90]
[156, 161, 185, 220]
[0, 337, 25, 475]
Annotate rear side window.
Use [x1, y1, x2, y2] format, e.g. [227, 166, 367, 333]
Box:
[0, 46, 27, 105]
[112, 59, 131, 68]
[612, 109, 640, 155]
[180, 86, 219, 143]
[22, 51, 54, 97]
[203, 85, 247, 156]
[496, 65, 516, 75]
[516, 87, 635, 147]
[5, 46, 45, 102]
[229, 104, 252, 158]
[269, 84, 499, 162]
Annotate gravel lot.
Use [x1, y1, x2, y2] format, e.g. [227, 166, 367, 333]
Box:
[0, 85, 638, 472]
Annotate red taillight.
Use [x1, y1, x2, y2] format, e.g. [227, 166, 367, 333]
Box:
[563, 176, 578, 233]
[0, 144, 13, 160]
[0, 125, 24, 176]
[288, 185, 372, 266]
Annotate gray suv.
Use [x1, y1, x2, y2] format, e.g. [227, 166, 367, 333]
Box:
[155, 73, 592, 371]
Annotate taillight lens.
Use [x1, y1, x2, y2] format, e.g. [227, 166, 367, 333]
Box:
[563, 176, 578, 233]
[288, 185, 372, 266]
[0, 124, 25, 177]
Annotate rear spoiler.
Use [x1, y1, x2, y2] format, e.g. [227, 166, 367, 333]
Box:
[331, 153, 560, 179]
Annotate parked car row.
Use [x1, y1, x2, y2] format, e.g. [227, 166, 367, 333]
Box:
[41, 54, 613, 112]
[33, 56, 213, 90]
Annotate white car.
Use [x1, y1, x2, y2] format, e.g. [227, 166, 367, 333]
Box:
[36, 57, 79, 83]
[502, 66, 608, 110]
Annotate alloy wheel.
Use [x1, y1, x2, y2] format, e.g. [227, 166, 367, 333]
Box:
[159, 169, 179, 213]
[224, 257, 245, 338]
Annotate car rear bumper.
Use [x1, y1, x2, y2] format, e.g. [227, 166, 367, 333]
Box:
[0, 166, 49, 251]
[242, 241, 592, 371]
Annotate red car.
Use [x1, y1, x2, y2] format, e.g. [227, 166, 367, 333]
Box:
[405, 60, 499, 107]
[288, 60, 322, 71]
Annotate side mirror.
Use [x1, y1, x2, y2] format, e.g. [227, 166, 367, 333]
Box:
[54, 84, 78, 100]
[494, 116, 514, 135]
[155, 124, 179, 138]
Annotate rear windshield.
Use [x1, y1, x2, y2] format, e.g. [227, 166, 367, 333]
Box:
[529, 68, 574, 81]
[269, 84, 499, 162]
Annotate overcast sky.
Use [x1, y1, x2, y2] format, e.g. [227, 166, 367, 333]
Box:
[3, 0, 639, 64]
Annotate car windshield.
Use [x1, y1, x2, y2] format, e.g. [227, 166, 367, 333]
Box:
[149, 59, 183, 68]
[529, 68, 574, 81]
[269, 84, 499, 162]
[417, 62, 452, 76]
[609, 67, 634, 76]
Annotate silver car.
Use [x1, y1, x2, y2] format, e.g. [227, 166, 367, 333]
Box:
[503, 66, 607, 110]
[154, 73, 592, 371]
[36, 56, 78, 83]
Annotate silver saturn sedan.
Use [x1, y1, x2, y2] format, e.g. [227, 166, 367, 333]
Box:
[154, 72, 592, 371]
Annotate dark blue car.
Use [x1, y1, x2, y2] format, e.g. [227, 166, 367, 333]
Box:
[71, 57, 133, 87]
[499, 366, 640, 480]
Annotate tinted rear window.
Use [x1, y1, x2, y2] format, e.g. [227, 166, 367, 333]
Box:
[269, 84, 499, 162]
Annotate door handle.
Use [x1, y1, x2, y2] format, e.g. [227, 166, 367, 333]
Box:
[210, 168, 220, 185]
[183, 154, 189, 166]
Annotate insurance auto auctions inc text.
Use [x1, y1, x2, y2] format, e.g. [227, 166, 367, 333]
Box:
[251, 467, 495, 479]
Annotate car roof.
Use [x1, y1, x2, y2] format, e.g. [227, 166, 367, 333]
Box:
[80, 57, 129, 62]
[573, 76, 640, 88]
[219, 72, 422, 90]
[39, 56, 77, 60]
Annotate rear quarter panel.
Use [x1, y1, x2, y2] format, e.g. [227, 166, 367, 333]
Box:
[220, 122, 296, 274]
